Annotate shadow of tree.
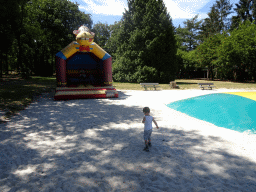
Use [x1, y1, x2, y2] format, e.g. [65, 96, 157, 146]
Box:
[176, 82, 198, 85]
[0, 91, 256, 191]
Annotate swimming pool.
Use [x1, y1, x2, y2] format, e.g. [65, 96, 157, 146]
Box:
[166, 92, 256, 134]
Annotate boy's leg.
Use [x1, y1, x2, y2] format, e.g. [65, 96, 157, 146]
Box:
[143, 140, 149, 151]
[144, 130, 149, 146]
[148, 129, 152, 146]
[143, 130, 150, 151]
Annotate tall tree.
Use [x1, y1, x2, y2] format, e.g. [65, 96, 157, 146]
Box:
[251, 0, 256, 21]
[0, 0, 30, 75]
[198, 6, 221, 41]
[92, 22, 111, 50]
[104, 21, 122, 62]
[229, 0, 256, 31]
[218, 20, 256, 81]
[213, 0, 234, 32]
[198, 0, 233, 43]
[196, 32, 227, 80]
[175, 14, 203, 52]
[23, 0, 92, 76]
[0, 0, 17, 77]
[113, 0, 177, 83]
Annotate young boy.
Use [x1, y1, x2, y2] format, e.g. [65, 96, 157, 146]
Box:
[142, 107, 159, 152]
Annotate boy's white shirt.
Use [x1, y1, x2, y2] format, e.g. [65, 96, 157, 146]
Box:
[144, 115, 154, 130]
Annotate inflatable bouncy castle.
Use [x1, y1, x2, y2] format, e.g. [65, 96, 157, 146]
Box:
[54, 26, 118, 100]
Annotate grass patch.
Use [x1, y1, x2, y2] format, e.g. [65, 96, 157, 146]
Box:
[113, 79, 256, 90]
[113, 82, 143, 90]
[0, 75, 56, 121]
[174, 79, 256, 90]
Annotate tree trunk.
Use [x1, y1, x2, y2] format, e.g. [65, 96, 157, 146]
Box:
[233, 70, 237, 81]
[16, 33, 22, 73]
[5, 53, 9, 75]
[0, 54, 2, 79]
[14, 3, 25, 73]
[211, 66, 214, 80]
[52, 53, 55, 76]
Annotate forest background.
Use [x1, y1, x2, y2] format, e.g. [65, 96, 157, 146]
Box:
[0, 0, 255, 83]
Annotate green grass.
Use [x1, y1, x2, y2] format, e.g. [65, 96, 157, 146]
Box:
[1, 76, 255, 122]
[173, 79, 256, 90]
[0, 75, 56, 120]
[113, 79, 256, 90]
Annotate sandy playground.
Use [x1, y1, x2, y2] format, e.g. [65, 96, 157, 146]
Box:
[1, 89, 256, 192]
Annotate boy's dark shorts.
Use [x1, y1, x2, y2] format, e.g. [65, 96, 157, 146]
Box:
[144, 129, 152, 141]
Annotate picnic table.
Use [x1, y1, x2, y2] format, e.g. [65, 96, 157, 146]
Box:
[198, 83, 215, 90]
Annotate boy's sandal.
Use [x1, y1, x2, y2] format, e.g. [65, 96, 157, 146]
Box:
[143, 147, 149, 152]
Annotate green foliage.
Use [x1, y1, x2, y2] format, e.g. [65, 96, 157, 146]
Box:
[175, 14, 203, 52]
[25, 0, 93, 76]
[134, 65, 158, 83]
[92, 22, 111, 49]
[229, 0, 256, 31]
[176, 49, 200, 78]
[1, 0, 255, 83]
[218, 19, 256, 81]
[195, 19, 256, 81]
[112, 0, 177, 83]
[174, 2, 233, 79]
[0, 0, 93, 77]
[212, 0, 234, 32]
[105, 21, 122, 62]
[196, 32, 226, 79]
[197, 33, 223, 67]
[175, 0, 255, 81]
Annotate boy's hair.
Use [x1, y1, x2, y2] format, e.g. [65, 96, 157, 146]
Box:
[143, 107, 150, 113]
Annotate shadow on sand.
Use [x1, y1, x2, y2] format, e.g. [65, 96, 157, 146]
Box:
[0, 90, 256, 191]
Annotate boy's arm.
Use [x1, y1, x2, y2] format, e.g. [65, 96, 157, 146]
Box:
[142, 117, 146, 123]
[153, 118, 159, 129]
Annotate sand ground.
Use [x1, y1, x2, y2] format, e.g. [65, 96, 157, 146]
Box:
[1, 89, 256, 192]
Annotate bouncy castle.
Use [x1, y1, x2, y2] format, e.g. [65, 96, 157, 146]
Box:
[54, 25, 118, 100]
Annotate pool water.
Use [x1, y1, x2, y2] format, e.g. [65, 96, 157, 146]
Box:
[166, 93, 256, 134]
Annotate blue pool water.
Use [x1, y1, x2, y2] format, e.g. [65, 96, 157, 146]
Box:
[166, 93, 256, 134]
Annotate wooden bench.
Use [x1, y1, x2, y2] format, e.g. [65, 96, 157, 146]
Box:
[140, 83, 161, 90]
[198, 83, 215, 90]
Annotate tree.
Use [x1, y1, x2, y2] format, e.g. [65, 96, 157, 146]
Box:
[229, 0, 256, 31]
[213, 0, 234, 33]
[176, 49, 200, 79]
[104, 21, 122, 62]
[1, 0, 94, 77]
[29, 0, 93, 76]
[92, 22, 111, 50]
[0, 0, 30, 77]
[218, 20, 256, 81]
[198, 6, 222, 42]
[196, 32, 226, 80]
[8, 0, 93, 77]
[174, 15, 203, 79]
[113, 0, 178, 83]
[175, 14, 203, 52]
[252, 0, 256, 21]
[198, 0, 233, 43]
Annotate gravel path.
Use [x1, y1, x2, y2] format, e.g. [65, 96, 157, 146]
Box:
[1, 89, 256, 192]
